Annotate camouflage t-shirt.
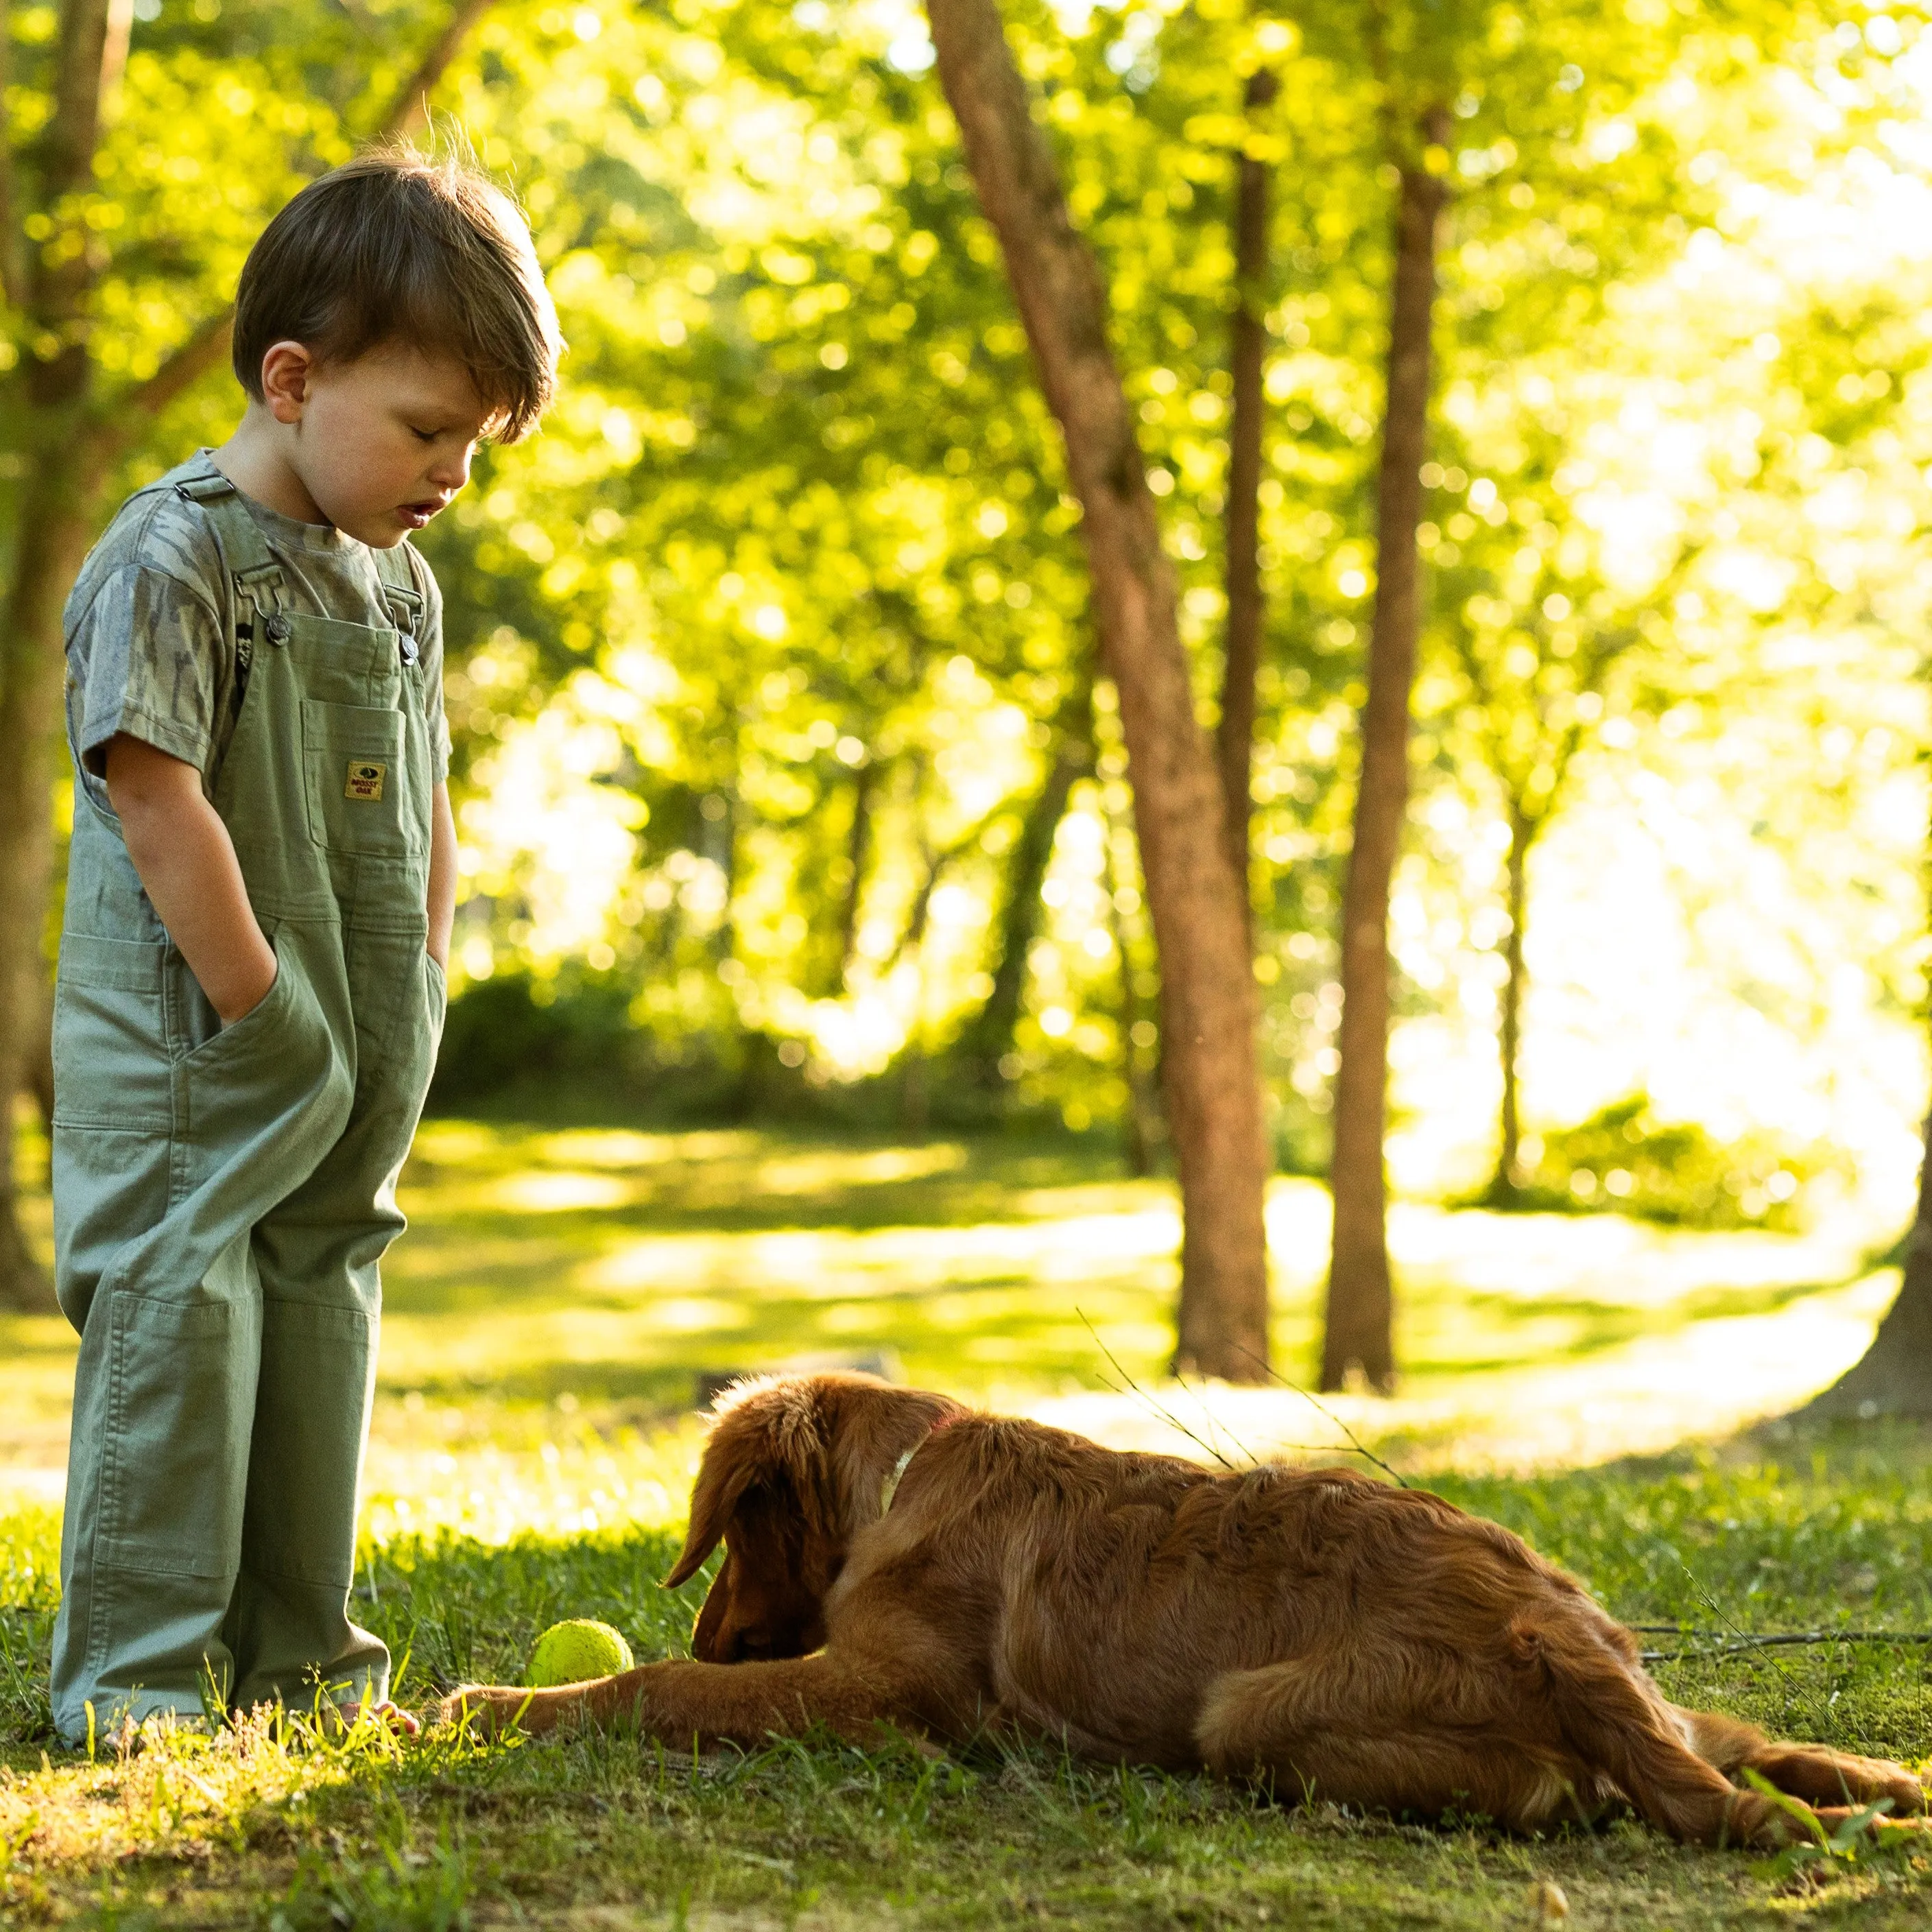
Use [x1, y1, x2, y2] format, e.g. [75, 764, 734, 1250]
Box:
[63, 449, 451, 810]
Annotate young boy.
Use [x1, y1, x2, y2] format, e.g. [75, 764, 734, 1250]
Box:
[50, 146, 560, 1743]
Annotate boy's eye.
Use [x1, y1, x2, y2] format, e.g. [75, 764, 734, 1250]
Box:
[409, 427, 439, 443]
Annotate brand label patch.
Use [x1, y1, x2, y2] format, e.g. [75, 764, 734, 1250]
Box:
[345, 761, 386, 802]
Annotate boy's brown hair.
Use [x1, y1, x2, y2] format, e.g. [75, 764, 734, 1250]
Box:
[232, 143, 560, 442]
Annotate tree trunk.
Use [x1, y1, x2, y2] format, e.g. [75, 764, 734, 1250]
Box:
[954, 693, 1090, 1084]
[0, 4, 21, 313]
[0, 1, 496, 1313]
[1803, 778, 1932, 1417]
[1320, 119, 1448, 1393]
[836, 757, 876, 990]
[898, 907, 933, 1135]
[0, 470, 99, 1315]
[896, 797, 940, 1134]
[1102, 800, 1160, 1178]
[1802, 1108, 1932, 1418]
[698, 782, 739, 976]
[1215, 66, 1278, 938]
[889, 778, 990, 1130]
[927, 0, 1271, 1381]
[1484, 808, 1531, 1203]
[0, 0, 118, 1314]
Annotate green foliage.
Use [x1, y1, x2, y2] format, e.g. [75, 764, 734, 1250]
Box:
[1503, 1092, 1846, 1230]
[0, 1, 475, 466]
[420, 0, 1095, 1066]
[426, 964, 759, 1117]
[9, 0, 1932, 1197]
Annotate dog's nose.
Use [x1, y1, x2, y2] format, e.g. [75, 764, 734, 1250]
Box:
[702, 1621, 770, 1665]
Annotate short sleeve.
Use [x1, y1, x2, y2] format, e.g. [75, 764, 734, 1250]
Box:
[66, 564, 227, 786]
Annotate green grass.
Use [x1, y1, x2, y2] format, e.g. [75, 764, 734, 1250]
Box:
[5, 1431, 1931, 1927]
[3, 1119, 1930, 1926]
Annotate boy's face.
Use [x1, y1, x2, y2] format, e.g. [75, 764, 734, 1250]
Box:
[264, 340, 494, 548]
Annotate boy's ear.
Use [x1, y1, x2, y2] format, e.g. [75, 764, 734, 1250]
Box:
[259, 339, 315, 423]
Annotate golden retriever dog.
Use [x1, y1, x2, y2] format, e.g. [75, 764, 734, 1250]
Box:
[442, 1374, 1929, 1847]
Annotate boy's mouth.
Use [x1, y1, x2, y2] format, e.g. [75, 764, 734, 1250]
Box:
[398, 499, 446, 529]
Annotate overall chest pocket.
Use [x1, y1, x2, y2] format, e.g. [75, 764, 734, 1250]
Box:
[301, 701, 423, 858]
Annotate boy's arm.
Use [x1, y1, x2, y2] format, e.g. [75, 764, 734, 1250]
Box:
[428, 781, 456, 969]
[104, 735, 277, 1024]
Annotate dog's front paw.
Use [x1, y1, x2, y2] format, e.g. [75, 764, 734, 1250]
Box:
[1847, 1753, 1931, 1818]
[435, 1684, 542, 1737]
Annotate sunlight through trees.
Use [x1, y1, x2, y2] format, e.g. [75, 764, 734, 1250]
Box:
[6, 0, 1932, 1387]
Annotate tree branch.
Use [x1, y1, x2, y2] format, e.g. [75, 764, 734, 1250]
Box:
[1217, 63, 1279, 936]
[80, 305, 234, 483]
[373, 0, 497, 142]
[45, 0, 115, 210]
[880, 796, 1004, 975]
[91, 0, 496, 472]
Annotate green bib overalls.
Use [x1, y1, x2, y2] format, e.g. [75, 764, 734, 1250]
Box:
[51, 471, 445, 1741]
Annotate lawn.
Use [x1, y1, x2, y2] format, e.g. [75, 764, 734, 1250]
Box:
[2, 1118, 1929, 1927]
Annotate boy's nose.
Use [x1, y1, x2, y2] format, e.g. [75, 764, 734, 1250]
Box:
[429, 443, 475, 492]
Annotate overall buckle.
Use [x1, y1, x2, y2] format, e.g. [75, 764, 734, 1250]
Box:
[380, 584, 425, 665]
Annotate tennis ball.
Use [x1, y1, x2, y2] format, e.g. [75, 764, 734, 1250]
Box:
[525, 1619, 634, 1688]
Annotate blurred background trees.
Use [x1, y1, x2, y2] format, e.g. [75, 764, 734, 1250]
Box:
[5, 0, 1932, 1396]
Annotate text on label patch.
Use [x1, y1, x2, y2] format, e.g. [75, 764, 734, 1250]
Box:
[345, 761, 386, 802]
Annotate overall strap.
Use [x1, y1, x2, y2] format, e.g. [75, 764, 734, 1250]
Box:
[372, 540, 425, 664]
[173, 471, 289, 645]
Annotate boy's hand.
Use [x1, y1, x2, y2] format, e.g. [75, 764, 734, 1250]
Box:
[104, 735, 278, 1025]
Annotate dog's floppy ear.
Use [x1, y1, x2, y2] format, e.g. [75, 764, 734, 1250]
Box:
[662, 1439, 754, 1589]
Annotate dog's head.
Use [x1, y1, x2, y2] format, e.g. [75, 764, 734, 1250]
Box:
[663, 1372, 962, 1664]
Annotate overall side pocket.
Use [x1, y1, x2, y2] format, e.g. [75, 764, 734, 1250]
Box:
[174, 933, 350, 1191]
[52, 934, 172, 1130]
[97, 1290, 254, 1579]
[176, 936, 296, 1080]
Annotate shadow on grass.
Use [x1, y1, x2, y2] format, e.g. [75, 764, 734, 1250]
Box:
[359, 1120, 1889, 1416]
[7, 1121, 1887, 1438]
